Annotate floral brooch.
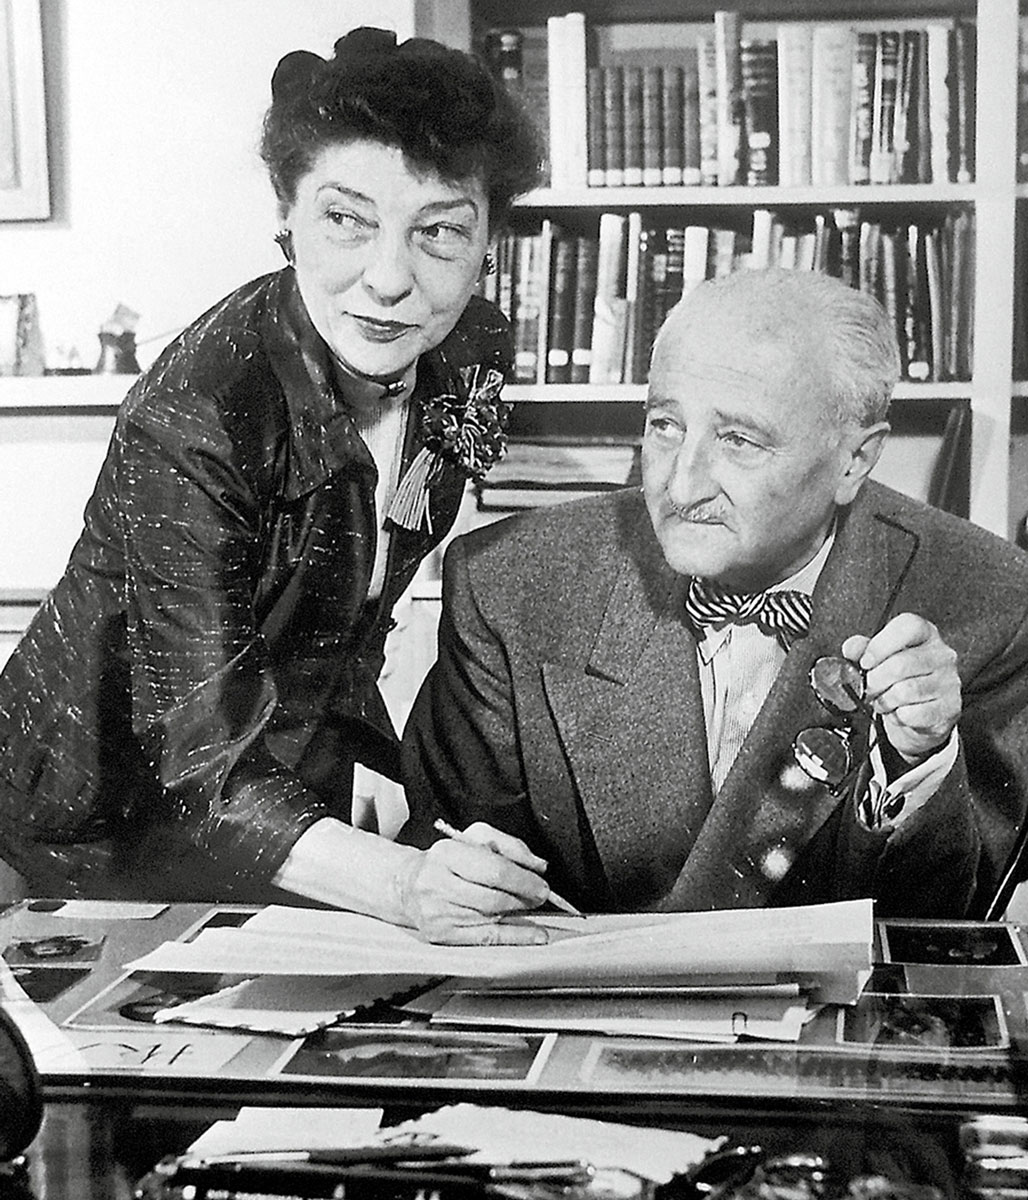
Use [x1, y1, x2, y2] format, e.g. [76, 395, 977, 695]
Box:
[387, 364, 511, 533]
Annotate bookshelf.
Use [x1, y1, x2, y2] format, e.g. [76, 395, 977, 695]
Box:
[464, 0, 1020, 540]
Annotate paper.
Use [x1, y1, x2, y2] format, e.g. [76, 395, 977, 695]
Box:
[124, 899, 873, 1004]
[153, 974, 431, 1036]
[389, 1104, 722, 1183]
[0, 958, 88, 1075]
[430, 989, 814, 1043]
[188, 1107, 384, 1157]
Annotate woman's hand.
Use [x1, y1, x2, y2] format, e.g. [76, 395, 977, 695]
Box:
[395, 822, 552, 945]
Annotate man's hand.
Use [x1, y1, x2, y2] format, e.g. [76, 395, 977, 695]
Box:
[842, 613, 961, 764]
[395, 822, 552, 945]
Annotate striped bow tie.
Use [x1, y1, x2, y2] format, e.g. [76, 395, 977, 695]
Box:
[685, 577, 813, 649]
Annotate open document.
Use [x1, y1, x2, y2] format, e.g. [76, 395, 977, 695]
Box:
[126, 898, 873, 1005]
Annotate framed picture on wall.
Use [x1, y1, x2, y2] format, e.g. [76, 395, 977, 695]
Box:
[0, 0, 49, 220]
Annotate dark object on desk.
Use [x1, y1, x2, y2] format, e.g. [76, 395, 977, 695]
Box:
[94, 329, 141, 374]
[0, 1006, 42, 1163]
[881, 923, 1024, 967]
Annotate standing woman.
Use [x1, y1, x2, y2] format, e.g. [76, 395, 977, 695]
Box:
[0, 27, 547, 933]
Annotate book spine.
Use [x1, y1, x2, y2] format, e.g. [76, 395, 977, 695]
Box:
[911, 29, 931, 184]
[522, 28, 551, 185]
[661, 226, 686, 317]
[570, 237, 599, 384]
[587, 66, 607, 187]
[563, 12, 590, 188]
[696, 35, 720, 186]
[622, 211, 644, 384]
[1018, 20, 1028, 184]
[682, 225, 711, 298]
[870, 30, 901, 184]
[810, 23, 854, 188]
[546, 16, 568, 187]
[497, 233, 516, 324]
[622, 66, 645, 187]
[949, 20, 975, 184]
[661, 65, 685, 186]
[546, 234, 577, 384]
[740, 39, 778, 187]
[482, 28, 523, 91]
[512, 233, 542, 384]
[776, 23, 813, 188]
[589, 213, 629, 384]
[850, 32, 877, 185]
[642, 66, 664, 187]
[832, 207, 860, 289]
[603, 66, 626, 186]
[714, 10, 744, 186]
[926, 23, 951, 184]
[535, 219, 556, 385]
[681, 51, 702, 185]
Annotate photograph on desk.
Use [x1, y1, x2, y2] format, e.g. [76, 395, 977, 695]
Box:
[272, 1027, 556, 1085]
[836, 993, 1010, 1052]
[879, 922, 1028, 967]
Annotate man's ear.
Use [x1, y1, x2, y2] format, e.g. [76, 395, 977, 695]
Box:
[836, 421, 890, 505]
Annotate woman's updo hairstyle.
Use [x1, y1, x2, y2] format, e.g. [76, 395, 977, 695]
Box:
[260, 26, 543, 233]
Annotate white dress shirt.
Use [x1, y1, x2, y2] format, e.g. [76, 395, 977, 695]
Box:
[694, 532, 957, 829]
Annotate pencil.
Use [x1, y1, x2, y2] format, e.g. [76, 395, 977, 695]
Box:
[432, 818, 585, 917]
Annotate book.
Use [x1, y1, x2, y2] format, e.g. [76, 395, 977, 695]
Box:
[849, 32, 877, 184]
[482, 28, 523, 92]
[622, 211, 645, 384]
[622, 66, 645, 186]
[588, 212, 629, 384]
[570, 237, 599, 383]
[949, 20, 976, 184]
[926, 23, 951, 184]
[603, 66, 626, 186]
[520, 27, 552, 184]
[642, 66, 664, 187]
[587, 66, 606, 187]
[546, 234, 577, 384]
[547, 13, 589, 188]
[713, 10, 744, 186]
[776, 23, 813, 187]
[740, 39, 778, 186]
[681, 51, 702, 185]
[696, 34, 720, 186]
[660, 65, 684, 187]
[832, 207, 861, 289]
[870, 30, 901, 184]
[682, 225, 711, 298]
[895, 30, 929, 184]
[810, 23, 854, 187]
[512, 232, 543, 384]
[710, 227, 738, 278]
[749, 209, 775, 269]
[535, 219, 558, 386]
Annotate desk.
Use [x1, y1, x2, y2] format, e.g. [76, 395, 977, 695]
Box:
[5, 901, 1028, 1198]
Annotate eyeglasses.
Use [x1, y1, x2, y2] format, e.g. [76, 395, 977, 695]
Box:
[791, 656, 904, 828]
[686, 1145, 828, 1200]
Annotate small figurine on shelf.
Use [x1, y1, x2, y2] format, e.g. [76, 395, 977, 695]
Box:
[94, 303, 141, 374]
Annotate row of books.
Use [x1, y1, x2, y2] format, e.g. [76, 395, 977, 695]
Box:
[483, 13, 976, 190]
[475, 439, 641, 513]
[481, 208, 974, 389]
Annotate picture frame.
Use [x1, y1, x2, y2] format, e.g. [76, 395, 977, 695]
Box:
[0, 0, 50, 220]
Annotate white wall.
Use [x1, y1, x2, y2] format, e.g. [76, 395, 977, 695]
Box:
[0, 0, 416, 371]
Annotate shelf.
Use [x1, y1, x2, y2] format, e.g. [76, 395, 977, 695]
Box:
[504, 381, 976, 403]
[515, 184, 978, 210]
[0, 375, 130, 410]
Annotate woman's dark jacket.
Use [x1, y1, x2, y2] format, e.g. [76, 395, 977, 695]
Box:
[0, 269, 512, 900]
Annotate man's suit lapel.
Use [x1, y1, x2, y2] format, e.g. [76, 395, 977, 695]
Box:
[541, 508, 714, 909]
[662, 495, 920, 911]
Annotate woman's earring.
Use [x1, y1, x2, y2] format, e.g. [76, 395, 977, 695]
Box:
[274, 229, 295, 265]
[482, 252, 496, 276]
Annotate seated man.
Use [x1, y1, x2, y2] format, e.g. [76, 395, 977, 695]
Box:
[397, 268, 1028, 940]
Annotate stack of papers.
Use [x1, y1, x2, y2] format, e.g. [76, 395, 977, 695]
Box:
[123, 899, 872, 1042]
